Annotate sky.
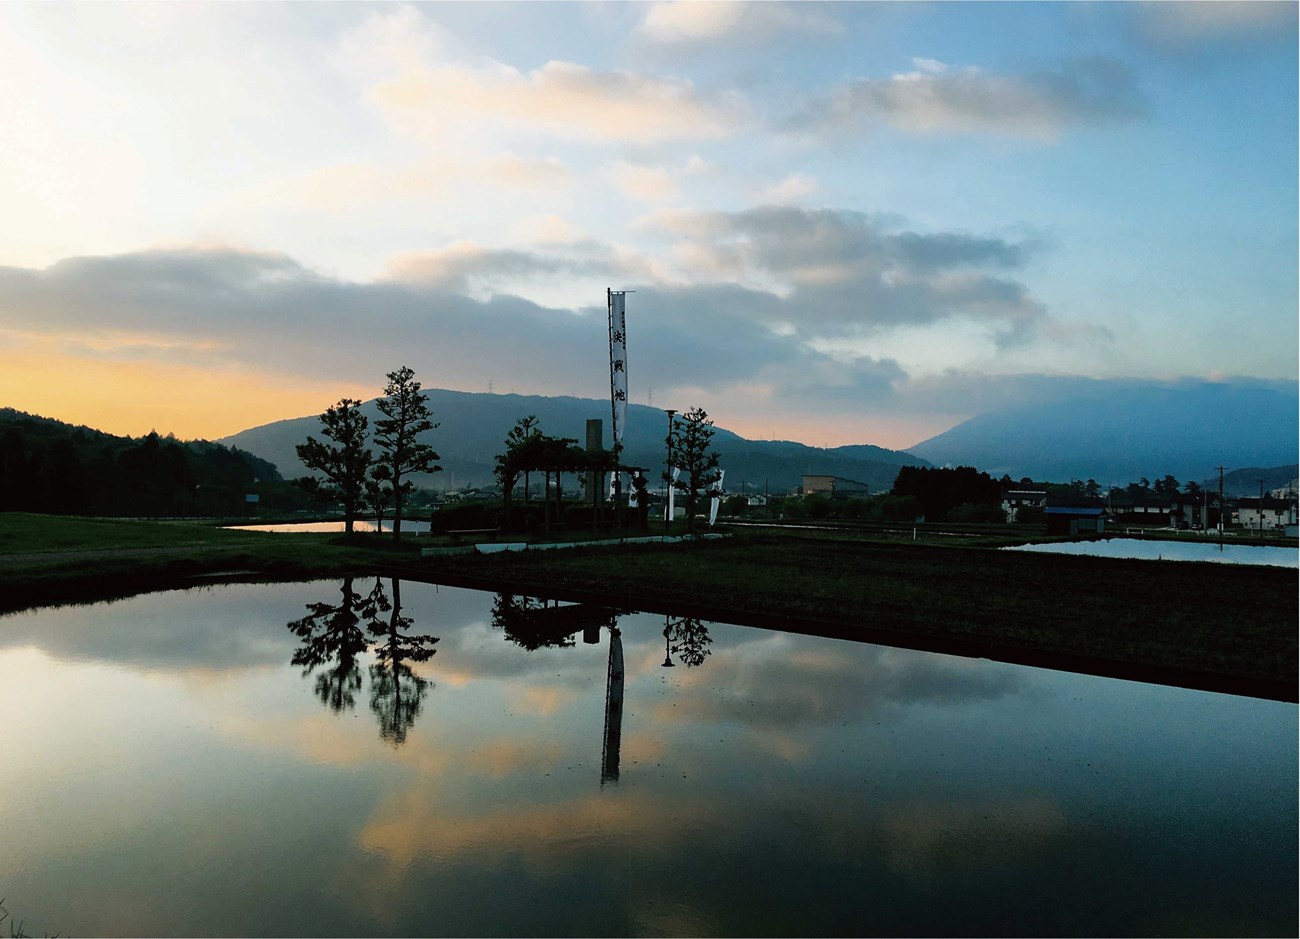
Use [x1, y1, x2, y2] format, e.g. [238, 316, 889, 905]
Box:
[0, 1, 1295, 450]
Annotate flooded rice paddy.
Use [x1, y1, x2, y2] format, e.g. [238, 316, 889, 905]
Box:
[1, 579, 1295, 936]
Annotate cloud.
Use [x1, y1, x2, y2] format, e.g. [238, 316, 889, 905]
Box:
[1134, 0, 1298, 48]
[753, 172, 819, 204]
[637, 0, 843, 44]
[795, 58, 1146, 141]
[232, 153, 573, 214]
[644, 206, 1046, 338]
[607, 161, 681, 202]
[370, 58, 748, 144]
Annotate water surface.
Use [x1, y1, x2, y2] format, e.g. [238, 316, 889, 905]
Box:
[1, 580, 1294, 936]
[1005, 536, 1298, 567]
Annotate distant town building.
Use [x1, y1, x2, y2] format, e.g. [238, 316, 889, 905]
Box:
[1044, 494, 1107, 536]
[801, 475, 870, 500]
[1001, 489, 1047, 521]
[1236, 495, 1298, 532]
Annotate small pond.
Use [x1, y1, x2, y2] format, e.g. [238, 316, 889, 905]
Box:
[1, 579, 1295, 936]
[1004, 536, 1298, 568]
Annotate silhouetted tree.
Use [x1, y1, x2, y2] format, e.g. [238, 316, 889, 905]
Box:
[495, 415, 541, 514]
[891, 465, 1000, 521]
[296, 398, 372, 534]
[364, 464, 394, 530]
[373, 367, 441, 541]
[666, 406, 721, 534]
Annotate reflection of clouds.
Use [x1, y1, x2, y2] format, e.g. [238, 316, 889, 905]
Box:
[0, 583, 299, 674]
[647, 636, 1026, 730]
[880, 798, 1067, 880]
[358, 788, 717, 870]
[505, 685, 578, 718]
[462, 739, 569, 779]
[429, 620, 597, 685]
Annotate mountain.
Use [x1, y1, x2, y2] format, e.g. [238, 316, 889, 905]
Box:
[1205, 465, 1299, 498]
[907, 381, 1298, 485]
[219, 389, 928, 494]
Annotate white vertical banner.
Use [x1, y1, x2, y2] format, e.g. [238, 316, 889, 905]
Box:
[666, 467, 680, 522]
[708, 469, 725, 527]
[608, 290, 628, 452]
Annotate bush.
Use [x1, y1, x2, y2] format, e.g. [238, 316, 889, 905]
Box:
[804, 495, 834, 519]
[946, 502, 1006, 524]
[429, 502, 498, 534]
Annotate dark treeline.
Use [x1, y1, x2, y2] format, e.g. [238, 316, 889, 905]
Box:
[0, 408, 300, 516]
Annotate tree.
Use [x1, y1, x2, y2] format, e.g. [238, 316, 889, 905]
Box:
[1154, 474, 1180, 496]
[364, 464, 394, 530]
[295, 398, 372, 534]
[665, 406, 721, 534]
[374, 366, 441, 541]
[495, 415, 541, 514]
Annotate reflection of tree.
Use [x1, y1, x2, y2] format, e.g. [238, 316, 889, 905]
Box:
[287, 577, 369, 713]
[490, 594, 578, 650]
[286, 577, 438, 745]
[367, 579, 438, 745]
[667, 616, 712, 668]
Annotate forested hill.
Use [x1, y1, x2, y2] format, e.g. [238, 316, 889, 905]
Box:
[220, 389, 930, 494]
[0, 408, 283, 516]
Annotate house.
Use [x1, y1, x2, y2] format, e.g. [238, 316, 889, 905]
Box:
[1170, 491, 1221, 530]
[1044, 494, 1107, 536]
[801, 475, 870, 500]
[1001, 489, 1047, 522]
[1235, 495, 1298, 532]
[1106, 492, 1176, 525]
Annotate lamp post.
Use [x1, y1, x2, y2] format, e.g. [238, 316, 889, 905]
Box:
[661, 618, 675, 668]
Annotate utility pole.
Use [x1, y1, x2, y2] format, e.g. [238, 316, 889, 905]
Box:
[1217, 465, 1225, 547]
[1259, 478, 1265, 538]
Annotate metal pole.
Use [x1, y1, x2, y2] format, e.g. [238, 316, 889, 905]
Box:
[1259, 478, 1265, 538]
[664, 408, 676, 526]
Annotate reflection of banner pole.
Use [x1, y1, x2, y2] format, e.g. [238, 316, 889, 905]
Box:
[607, 289, 628, 517]
[600, 622, 624, 786]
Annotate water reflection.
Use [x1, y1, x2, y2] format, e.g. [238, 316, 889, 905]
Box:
[287, 577, 369, 713]
[2, 580, 1295, 937]
[601, 625, 624, 786]
[287, 577, 440, 745]
[666, 616, 712, 668]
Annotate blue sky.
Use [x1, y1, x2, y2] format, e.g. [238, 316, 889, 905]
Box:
[0, 1, 1295, 447]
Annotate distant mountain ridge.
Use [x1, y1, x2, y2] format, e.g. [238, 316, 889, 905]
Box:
[219, 389, 929, 494]
[908, 381, 1298, 485]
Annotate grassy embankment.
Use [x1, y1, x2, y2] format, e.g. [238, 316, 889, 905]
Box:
[430, 528, 1297, 696]
[1, 513, 1295, 698]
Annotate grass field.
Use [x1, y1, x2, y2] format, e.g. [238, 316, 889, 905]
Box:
[2, 513, 1294, 697]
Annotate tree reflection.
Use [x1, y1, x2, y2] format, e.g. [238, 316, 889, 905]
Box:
[667, 616, 712, 668]
[287, 577, 438, 745]
[367, 579, 438, 746]
[490, 594, 578, 650]
[287, 577, 369, 713]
